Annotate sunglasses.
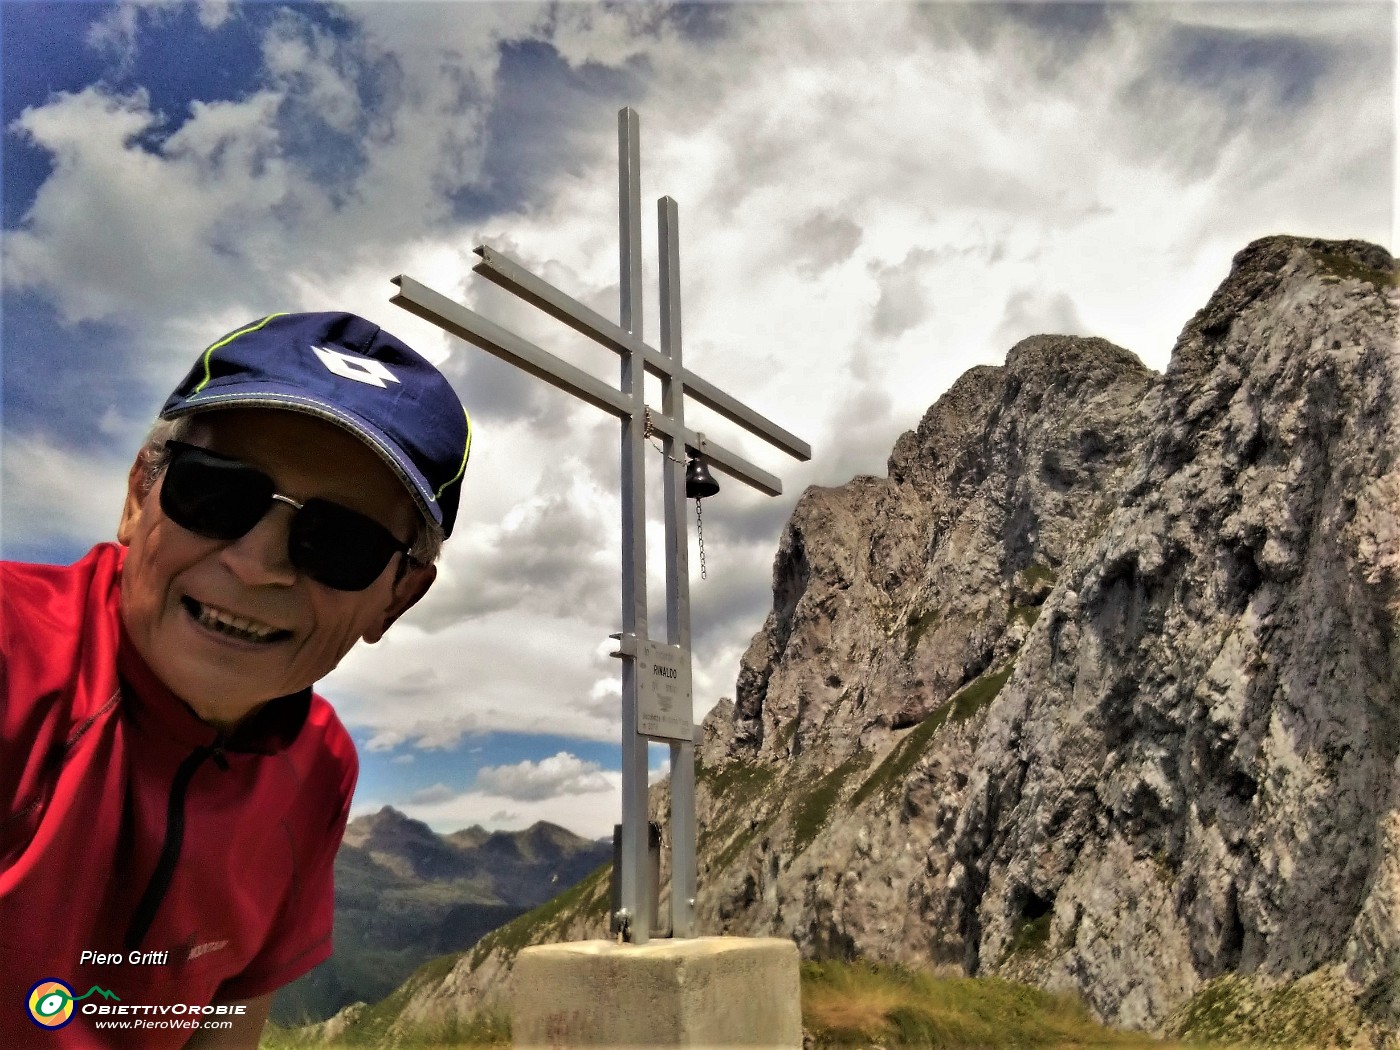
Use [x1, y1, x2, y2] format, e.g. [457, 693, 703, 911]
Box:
[159, 440, 415, 591]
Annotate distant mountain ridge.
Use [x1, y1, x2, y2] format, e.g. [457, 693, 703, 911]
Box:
[273, 807, 610, 1024]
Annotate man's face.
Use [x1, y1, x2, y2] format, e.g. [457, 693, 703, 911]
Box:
[117, 408, 436, 728]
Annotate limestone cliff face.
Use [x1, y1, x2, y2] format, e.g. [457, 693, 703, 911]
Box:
[696, 236, 1398, 1038]
[733, 333, 1155, 755]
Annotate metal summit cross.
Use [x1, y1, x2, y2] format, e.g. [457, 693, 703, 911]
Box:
[390, 108, 810, 945]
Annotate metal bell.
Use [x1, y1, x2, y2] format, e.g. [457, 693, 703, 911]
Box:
[685, 455, 720, 499]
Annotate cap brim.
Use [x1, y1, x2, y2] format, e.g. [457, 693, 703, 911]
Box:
[163, 385, 444, 527]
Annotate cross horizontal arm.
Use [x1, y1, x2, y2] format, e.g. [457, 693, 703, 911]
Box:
[473, 244, 648, 364]
[391, 275, 630, 419]
[391, 275, 784, 496]
[683, 370, 810, 463]
[472, 244, 812, 463]
[643, 410, 782, 496]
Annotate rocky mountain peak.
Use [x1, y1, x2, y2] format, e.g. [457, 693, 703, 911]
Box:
[342, 805, 438, 851]
[708, 233, 1397, 1036]
[735, 325, 1157, 754]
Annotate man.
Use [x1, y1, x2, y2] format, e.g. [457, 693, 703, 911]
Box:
[0, 312, 471, 1047]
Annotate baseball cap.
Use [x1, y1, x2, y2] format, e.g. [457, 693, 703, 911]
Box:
[160, 312, 471, 537]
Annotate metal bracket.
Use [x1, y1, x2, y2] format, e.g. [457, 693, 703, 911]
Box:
[608, 632, 639, 659]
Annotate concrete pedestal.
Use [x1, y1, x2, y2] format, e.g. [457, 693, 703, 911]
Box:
[511, 936, 801, 1048]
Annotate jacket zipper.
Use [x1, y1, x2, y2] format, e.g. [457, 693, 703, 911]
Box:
[123, 736, 229, 952]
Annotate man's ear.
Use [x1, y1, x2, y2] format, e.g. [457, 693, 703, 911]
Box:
[365, 561, 437, 643]
[117, 450, 155, 545]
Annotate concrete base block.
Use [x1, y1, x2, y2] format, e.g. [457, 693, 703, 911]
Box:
[511, 936, 801, 1048]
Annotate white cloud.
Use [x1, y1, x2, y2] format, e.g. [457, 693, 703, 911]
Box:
[260, 14, 364, 135]
[869, 248, 939, 340]
[6, 84, 291, 327]
[474, 751, 613, 802]
[196, 0, 232, 31]
[989, 287, 1090, 351]
[408, 782, 456, 805]
[0, 432, 131, 552]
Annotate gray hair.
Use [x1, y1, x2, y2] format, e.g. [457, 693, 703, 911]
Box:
[139, 416, 446, 566]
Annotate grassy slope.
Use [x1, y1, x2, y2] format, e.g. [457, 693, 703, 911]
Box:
[260, 959, 1319, 1049]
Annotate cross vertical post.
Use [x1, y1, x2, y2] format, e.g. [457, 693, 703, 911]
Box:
[616, 108, 653, 944]
[659, 194, 696, 938]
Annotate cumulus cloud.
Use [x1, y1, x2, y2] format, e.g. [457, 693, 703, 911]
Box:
[792, 211, 863, 278]
[196, 0, 232, 31]
[408, 783, 457, 806]
[0, 432, 131, 555]
[474, 751, 613, 802]
[362, 714, 481, 754]
[869, 248, 940, 340]
[409, 449, 618, 631]
[84, 1, 149, 70]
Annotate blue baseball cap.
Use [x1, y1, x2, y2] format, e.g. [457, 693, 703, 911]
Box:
[160, 312, 472, 537]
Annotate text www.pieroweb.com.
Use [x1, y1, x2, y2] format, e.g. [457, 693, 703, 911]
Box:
[84, 1003, 244, 1031]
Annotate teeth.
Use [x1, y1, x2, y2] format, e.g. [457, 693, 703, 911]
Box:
[193, 601, 282, 643]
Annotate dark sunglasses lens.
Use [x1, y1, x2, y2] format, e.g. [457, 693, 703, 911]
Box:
[161, 446, 273, 540]
[289, 500, 404, 591]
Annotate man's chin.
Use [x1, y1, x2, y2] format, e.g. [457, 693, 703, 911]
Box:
[153, 662, 285, 730]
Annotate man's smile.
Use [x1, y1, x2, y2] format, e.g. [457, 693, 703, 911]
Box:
[181, 596, 293, 645]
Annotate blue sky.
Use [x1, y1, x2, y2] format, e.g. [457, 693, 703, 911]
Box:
[2, 0, 1392, 838]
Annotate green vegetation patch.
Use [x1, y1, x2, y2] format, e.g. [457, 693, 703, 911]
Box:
[950, 662, 1015, 723]
[259, 1021, 323, 1049]
[850, 706, 951, 808]
[1020, 563, 1059, 588]
[698, 758, 777, 808]
[409, 1006, 511, 1047]
[467, 862, 611, 971]
[1009, 603, 1041, 629]
[1171, 973, 1371, 1048]
[709, 810, 777, 876]
[850, 662, 1017, 809]
[698, 756, 794, 877]
[320, 947, 472, 1046]
[791, 753, 871, 854]
[1309, 249, 1398, 290]
[268, 1001, 511, 1050]
[801, 960, 1159, 1049]
[905, 607, 942, 657]
[1007, 914, 1053, 959]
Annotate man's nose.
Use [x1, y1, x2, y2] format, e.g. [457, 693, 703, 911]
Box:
[218, 503, 298, 587]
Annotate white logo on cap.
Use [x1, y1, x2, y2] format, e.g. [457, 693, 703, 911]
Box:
[312, 345, 401, 389]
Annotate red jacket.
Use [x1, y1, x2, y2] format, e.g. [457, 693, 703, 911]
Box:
[0, 544, 357, 1047]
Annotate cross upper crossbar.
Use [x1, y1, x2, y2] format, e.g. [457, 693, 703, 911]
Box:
[390, 273, 796, 496]
[470, 243, 812, 463]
